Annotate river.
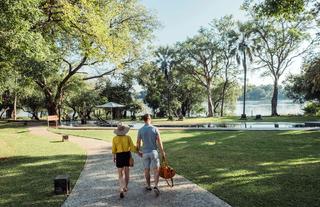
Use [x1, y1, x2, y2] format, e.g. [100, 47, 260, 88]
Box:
[235, 100, 304, 116]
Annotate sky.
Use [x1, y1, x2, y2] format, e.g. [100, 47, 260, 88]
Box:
[140, 0, 303, 86]
[141, 0, 247, 45]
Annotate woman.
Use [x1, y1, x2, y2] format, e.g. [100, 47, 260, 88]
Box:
[112, 123, 137, 198]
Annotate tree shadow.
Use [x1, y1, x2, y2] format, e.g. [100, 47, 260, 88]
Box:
[163, 130, 320, 207]
[0, 154, 85, 207]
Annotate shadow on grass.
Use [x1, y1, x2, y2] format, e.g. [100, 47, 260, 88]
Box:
[0, 122, 26, 129]
[50, 141, 64, 143]
[164, 130, 320, 207]
[0, 154, 85, 207]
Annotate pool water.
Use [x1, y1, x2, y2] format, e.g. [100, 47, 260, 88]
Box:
[60, 121, 317, 129]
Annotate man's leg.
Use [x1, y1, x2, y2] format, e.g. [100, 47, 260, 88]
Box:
[143, 153, 152, 190]
[153, 167, 160, 187]
[144, 168, 151, 187]
[150, 151, 161, 196]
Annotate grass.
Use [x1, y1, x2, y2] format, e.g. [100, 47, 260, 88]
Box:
[50, 127, 320, 207]
[0, 123, 86, 207]
[163, 130, 320, 207]
[49, 128, 122, 142]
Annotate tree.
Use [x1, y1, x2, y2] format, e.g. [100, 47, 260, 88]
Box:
[251, 14, 315, 116]
[243, 0, 307, 18]
[155, 46, 178, 119]
[211, 80, 241, 115]
[20, 89, 46, 120]
[97, 72, 138, 119]
[285, 56, 320, 103]
[234, 22, 255, 119]
[210, 16, 239, 116]
[66, 86, 101, 124]
[1, 0, 157, 116]
[178, 29, 222, 117]
[174, 69, 206, 117]
[137, 63, 167, 117]
[243, 0, 320, 20]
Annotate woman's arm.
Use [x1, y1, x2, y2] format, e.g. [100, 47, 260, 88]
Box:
[128, 136, 138, 153]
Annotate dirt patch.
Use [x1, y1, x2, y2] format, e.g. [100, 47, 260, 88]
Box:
[0, 157, 9, 161]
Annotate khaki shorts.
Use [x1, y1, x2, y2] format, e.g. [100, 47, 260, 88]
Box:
[143, 150, 160, 169]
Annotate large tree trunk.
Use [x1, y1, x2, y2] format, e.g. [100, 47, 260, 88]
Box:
[31, 111, 40, 120]
[46, 99, 58, 115]
[207, 86, 214, 117]
[6, 105, 13, 119]
[271, 79, 279, 116]
[0, 108, 8, 119]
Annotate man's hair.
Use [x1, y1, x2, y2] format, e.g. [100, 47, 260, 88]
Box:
[143, 114, 151, 122]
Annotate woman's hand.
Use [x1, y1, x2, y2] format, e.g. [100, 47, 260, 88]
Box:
[113, 156, 116, 163]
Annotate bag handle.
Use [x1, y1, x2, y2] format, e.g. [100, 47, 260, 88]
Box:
[161, 156, 169, 166]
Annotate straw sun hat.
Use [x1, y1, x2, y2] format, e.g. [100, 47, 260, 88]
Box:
[114, 123, 130, 136]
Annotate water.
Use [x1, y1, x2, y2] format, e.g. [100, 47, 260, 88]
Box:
[201, 122, 304, 129]
[235, 100, 304, 116]
[17, 100, 304, 119]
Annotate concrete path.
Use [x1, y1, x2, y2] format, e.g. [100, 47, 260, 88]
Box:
[29, 126, 232, 207]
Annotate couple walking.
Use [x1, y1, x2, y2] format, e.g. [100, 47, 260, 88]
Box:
[112, 114, 166, 198]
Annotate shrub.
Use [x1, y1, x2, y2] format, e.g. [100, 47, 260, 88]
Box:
[303, 102, 320, 115]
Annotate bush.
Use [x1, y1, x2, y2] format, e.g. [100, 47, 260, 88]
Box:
[131, 115, 137, 121]
[167, 115, 174, 121]
[303, 102, 320, 115]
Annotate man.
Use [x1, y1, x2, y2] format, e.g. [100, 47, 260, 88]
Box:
[137, 114, 166, 196]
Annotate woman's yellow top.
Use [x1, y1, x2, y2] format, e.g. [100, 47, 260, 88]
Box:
[112, 135, 138, 154]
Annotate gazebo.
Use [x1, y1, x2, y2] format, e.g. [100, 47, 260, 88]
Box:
[95, 102, 125, 123]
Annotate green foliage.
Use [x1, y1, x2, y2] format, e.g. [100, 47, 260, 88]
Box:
[19, 87, 46, 120]
[138, 62, 170, 116]
[138, 60, 206, 118]
[66, 85, 101, 120]
[243, 0, 308, 19]
[0, 0, 157, 115]
[239, 84, 288, 101]
[98, 77, 133, 106]
[303, 102, 320, 115]
[285, 55, 320, 103]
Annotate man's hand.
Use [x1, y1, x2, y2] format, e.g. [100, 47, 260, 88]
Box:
[162, 151, 166, 160]
[138, 151, 143, 157]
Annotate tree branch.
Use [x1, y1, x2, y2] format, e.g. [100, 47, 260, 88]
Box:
[83, 68, 117, 80]
[62, 58, 72, 73]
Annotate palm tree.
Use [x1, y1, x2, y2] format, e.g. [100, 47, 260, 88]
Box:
[235, 22, 255, 119]
[155, 46, 177, 119]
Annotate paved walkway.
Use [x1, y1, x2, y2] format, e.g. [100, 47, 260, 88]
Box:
[29, 126, 232, 207]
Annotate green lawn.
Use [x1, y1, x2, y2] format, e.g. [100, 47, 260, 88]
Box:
[0, 123, 86, 207]
[50, 128, 320, 207]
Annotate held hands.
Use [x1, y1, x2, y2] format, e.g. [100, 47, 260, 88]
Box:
[113, 157, 116, 163]
[138, 151, 143, 157]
